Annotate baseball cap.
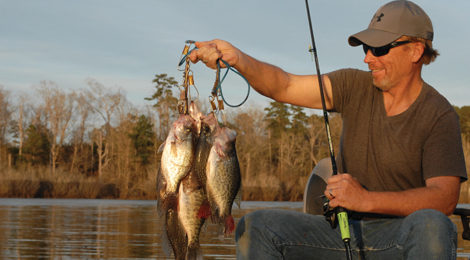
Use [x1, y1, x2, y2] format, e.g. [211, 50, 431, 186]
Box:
[348, 0, 433, 47]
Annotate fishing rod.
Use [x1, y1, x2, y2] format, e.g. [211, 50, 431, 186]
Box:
[304, 1, 353, 259]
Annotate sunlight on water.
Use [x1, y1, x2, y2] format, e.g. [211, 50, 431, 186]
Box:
[0, 199, 302, 259]
[0, 199, 468, 259]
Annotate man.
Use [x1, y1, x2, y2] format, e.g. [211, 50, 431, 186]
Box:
[189, 1, 467, 259]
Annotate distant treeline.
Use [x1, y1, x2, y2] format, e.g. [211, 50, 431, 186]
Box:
[0, 74, 469, 201]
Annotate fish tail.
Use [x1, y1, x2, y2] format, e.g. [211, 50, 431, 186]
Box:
[185, 244, 203, 260]
[210, 213, 222, 224]
[224, 215, 235, 235]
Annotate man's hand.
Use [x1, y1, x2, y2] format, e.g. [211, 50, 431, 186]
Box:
[324, 173, 370, 212]
[188, 39, 240, 69]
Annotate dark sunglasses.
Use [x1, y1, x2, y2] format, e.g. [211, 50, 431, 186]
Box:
[363, 40, 411, 57]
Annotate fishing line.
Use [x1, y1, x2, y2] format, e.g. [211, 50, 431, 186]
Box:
[214, 59, 250, 108]
[304, 0, 353, 259]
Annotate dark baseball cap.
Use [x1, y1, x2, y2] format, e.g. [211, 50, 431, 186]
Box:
[348, 0, 433, 47]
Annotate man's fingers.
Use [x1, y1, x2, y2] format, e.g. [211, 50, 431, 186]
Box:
[189, 44, 222, 69]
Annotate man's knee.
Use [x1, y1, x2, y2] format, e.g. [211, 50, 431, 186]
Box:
[235, 210, 269, 242]
[402, 209, 456, 256]
[405, 209, 455, 235]
[235, 210, 282, 259]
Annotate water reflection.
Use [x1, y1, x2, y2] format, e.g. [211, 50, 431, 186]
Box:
[0, 199, 302, 259]
[0, 199, 468, 259]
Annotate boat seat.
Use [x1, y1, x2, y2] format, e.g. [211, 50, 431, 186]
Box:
[454, 205, 470, 241]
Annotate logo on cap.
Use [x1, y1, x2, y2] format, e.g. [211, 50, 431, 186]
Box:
[376, 13, 384, 22]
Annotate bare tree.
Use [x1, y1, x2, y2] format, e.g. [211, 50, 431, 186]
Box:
[37, 81, 75, 175]
[11, 93, 35, 159]
[0, 86, 11, 167]
[69, 91, 92, 173]
[85, 79, 123, 177]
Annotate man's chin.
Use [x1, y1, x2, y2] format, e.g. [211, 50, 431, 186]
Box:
[373, 80, 392, 91]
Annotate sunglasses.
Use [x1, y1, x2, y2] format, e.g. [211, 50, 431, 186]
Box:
[363, 40, 411, 57]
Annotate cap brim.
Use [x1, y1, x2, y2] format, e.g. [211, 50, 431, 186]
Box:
[348, 28, 401, 47]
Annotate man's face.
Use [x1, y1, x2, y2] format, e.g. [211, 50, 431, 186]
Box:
[363, 38, 415, 91]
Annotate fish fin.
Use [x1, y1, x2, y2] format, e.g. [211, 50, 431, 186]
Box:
[160, 226, 173, 257]
[157, 141, 166, 154]
[224, 215, 235, 235]
[159, 211, 173, 258]
[156, 168, 167, 216]
[161, 192, 178, 211]
[185, 244, 203, 260]
[215, 143, 226, 158]
[235, 189, 242, 209]
[197, 202, 211, 219]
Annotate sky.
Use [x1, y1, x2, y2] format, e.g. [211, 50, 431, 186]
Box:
[1, 0, 469, 112]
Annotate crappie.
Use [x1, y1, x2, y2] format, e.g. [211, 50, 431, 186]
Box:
[157, 166, 187, 260]
[193, 112, 218, 191]
[165, 208, 187, 260]
[205, 126, 241, 234]
[189, 101, 204, 134]
[178, 169, 209, 259]
[160, 114, 197, 208]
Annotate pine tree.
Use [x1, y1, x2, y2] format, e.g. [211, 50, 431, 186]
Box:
[128, 115, 155, 165]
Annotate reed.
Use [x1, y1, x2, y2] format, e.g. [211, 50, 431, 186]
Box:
[0, 166, 158, 200]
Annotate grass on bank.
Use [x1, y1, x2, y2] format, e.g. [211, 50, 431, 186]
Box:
[0, 166, 157, 200]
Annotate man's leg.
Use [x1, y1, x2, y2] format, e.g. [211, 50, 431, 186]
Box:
[352, 210, 456, 259]
[235, 209, 456, 259]
[398, 209, 457, 259]
[235, 209, 352, 260]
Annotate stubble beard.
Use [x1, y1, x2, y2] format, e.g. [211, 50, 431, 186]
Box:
[372, 75, 393, 92]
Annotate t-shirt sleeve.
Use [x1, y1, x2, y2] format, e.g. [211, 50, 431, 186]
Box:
[422, 109, 468, 181]
[327, 68, 372, 114]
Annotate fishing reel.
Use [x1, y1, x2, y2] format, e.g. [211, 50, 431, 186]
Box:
[322, 195, 337, 229]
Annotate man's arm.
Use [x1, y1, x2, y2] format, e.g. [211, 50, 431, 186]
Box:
[189, 39, 334, 110]
[325, 174, 461, 216]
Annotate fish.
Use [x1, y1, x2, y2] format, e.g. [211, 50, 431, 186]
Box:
[160, 114, 197, 210]
[189, 101, 204, 134]
[165, 208, 188, 260]
[157, 165, 187, 260]
[193, 112, 219, 192]
[205, 126, 241, 235]
[178, 169, 209, 260]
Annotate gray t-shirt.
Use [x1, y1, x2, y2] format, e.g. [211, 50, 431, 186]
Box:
[328, 68, 467, 192]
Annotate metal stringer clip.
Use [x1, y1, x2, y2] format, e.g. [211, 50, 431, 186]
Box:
[177, 41, 195, 115]
[210, 60, 225, 112]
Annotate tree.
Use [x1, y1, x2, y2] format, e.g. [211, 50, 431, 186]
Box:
[264, 101, 292, 176]
[145, 74, 179, 140]
[23, 124, 50, 165]
[128, 115, 155, 165]
[85, 79, 124, 176]
[69, 92, 92, 173]
[15, 94, 30, 158]
[0, 87, 11, 167]
[290, 105, 308, 135]
[264, 101, 291, 135]
[455, 106, 470, 139]
[37, 81, 75, 174]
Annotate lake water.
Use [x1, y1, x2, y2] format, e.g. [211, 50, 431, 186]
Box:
[0, 199, 468, 259]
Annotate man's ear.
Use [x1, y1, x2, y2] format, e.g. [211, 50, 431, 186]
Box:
[412, 42, 425, 63]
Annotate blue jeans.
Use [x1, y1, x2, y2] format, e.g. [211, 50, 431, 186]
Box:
[235, 208, 457, 259]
